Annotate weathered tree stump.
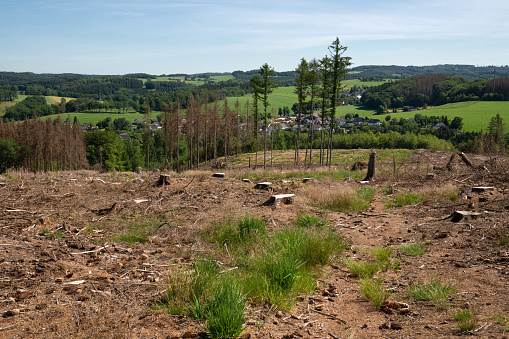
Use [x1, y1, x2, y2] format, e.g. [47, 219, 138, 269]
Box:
[156, 174, 171, 186]
[362, 152, 376, 182]
[212, 173, 225, 178]
[254, 182, 272, 190]
[448, 210, 481, 222]
[242, 178, 253, 183]
[262, 194, 295, 206]
[471, 186, 494, 193]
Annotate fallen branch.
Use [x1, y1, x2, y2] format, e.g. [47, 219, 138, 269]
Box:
[71, 245, 109, 255]
[309, 308, 347, 324]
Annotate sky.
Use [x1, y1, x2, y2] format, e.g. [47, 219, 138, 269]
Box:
[2, 0, 509, 75]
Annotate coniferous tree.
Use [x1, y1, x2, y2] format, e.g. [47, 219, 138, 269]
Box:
[294, 58, 309, 167]
[258, 64, 279, 169]
[327, 38, 352, 167]
[249, 75, 262, 168]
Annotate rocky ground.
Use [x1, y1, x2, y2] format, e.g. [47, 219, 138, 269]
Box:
[0, 150, 508, 339]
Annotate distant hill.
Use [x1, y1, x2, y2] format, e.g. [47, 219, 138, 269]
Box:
[345, 64, 509, 81]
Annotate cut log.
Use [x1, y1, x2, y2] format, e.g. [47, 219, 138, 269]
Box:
[241, 178, 253, 183]
[254, 182, 272, 190]
[302, 178, 315, 183]
[262, 194, 295, 206]
[362, 152, 376, 182]
[448, 210, 481, 222]
[156, 174, 171, 186]
[212, 173, 225, 178]
[458, 152, 475, 168]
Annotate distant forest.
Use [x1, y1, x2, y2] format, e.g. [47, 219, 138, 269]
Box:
[361, 74, 509, 111]
[1, 64, 508, 122]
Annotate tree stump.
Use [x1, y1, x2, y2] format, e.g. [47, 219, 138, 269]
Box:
[362, 152, 376, 182]
[448, 210, 481, 222]
[156, 174, 171, 186]
[471, 186, 494, 193]
[254, 182, 272, 190]
[242, 178, 253, 183]
[262, 194, 295, 206]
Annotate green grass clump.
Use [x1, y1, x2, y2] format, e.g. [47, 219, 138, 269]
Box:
[493, 314, 509, 330]
[381, 186, 394, 195]
[406, 277, 457, 310]
[295, 213, 330, 228]
[110, 219, 159, 244]
[394, 192, 421, 207]
[343, 259, 379, 278]
[399, 242, 429, 256]
[386, 192, 421, 208]
[499, 237, 509, 246]
[359, 277, 391, 309]
[205, 279, 246, 339]
[454, 308, 476, 332]
[369, 246, 394, 271]
[205, 214, 266, 254]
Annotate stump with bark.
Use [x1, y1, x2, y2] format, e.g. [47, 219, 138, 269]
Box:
[156, 174, 171, 186]
[362, 152, 376, 182]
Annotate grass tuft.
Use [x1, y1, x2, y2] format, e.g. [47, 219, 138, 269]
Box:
[399, 242, 429, 256]
[454, 308, 476, 332]
[369, 246, 394, 271]
[343, 259, 379, 278]
[305, 184, 375, 213]
[406, 277, 456, 310]
[359, 277, 391, 309]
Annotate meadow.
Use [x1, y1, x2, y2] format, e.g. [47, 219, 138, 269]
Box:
[372, 101, 509, 132]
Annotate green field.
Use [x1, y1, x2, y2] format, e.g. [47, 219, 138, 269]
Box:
[43, 112, 145, 125]
[370, 101, 509, 132]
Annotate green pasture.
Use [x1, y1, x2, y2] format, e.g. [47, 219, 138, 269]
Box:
[43, 112, 145, 125]
[371, 101, 509, 132]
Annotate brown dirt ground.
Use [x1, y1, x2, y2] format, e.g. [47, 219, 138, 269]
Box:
[0, 150, 508, 339]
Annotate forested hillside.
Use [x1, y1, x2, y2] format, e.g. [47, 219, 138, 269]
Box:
[361, 74, 509, 110]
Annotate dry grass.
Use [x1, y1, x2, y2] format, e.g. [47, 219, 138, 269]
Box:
[303, 181, 375, 213]
[419, 183, 460, 203]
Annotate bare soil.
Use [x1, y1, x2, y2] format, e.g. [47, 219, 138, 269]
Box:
[0, 150, 508, 339]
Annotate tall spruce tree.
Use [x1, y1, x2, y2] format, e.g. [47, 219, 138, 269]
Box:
[327, 38, 352, 167]
[294, 58, 309, 167]
[258, 64, 279, 169]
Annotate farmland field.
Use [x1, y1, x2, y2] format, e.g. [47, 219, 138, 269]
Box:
[43, 112, 145, 125]
[370, 101, 509, 132]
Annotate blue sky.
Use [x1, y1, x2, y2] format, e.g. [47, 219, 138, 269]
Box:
[2, 0, 508, 74]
